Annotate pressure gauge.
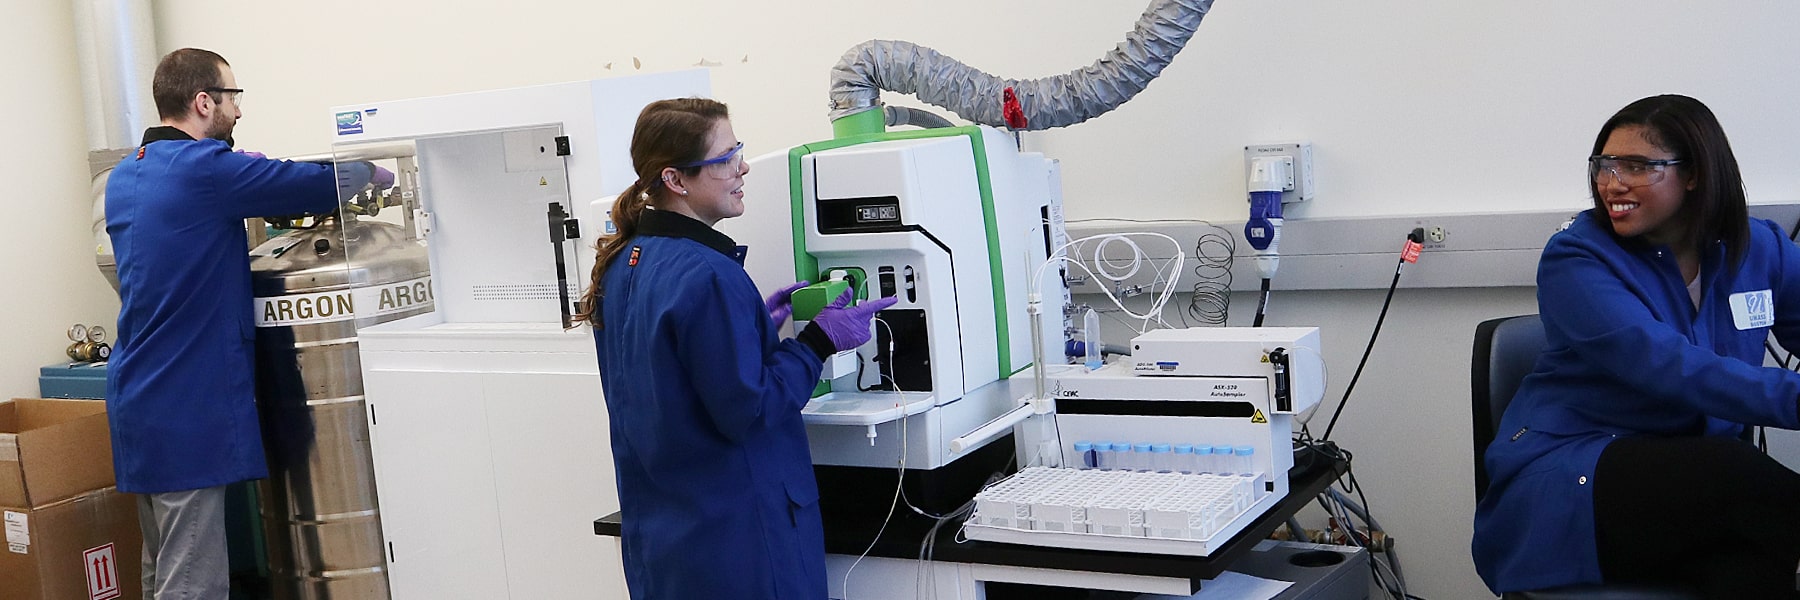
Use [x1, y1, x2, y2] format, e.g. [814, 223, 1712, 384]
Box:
[94, 343, 112, 360]
[68, 324, 88, 343]
[87, 326, 106, 343]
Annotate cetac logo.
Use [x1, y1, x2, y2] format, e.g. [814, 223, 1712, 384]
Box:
[336, 111, 364, 135]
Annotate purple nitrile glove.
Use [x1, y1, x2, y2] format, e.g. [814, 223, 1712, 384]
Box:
[370, 165, 396, 189]
[235, 150, 267, 160]
[811, 288, 899, 352]
[764, 280, 810, 325]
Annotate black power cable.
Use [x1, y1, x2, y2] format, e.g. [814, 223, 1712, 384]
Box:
[1252, 278, 1273, 327]
[1321, 230, 1422, 442]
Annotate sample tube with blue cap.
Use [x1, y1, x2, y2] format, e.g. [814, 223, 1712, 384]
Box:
[1112, 442, 1132, 471]
[1173, 444, 1194, 473]
[1150, 444, 1172, 472]
[1234, 445, 1255, 476]
[1213, 445, 1235, 474]
[1074, 441, 1095, 469]
[1192, 444, 1212, 473]
[1132, 443, 1153, 471]
[1096, 442, 1115, 470]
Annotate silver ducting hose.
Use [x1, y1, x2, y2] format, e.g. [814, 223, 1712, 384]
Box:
[885, 105, 957, 129]
[828, 0, 1214, 130]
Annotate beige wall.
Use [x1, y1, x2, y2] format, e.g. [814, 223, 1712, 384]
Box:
[0, 0, 122, 399]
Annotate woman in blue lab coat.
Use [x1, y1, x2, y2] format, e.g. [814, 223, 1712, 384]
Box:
[576, 98, 894, 600]
[1473, 95, 1800, 598]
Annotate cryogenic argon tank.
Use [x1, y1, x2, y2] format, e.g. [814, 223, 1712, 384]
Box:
[249, 215, 431, 599]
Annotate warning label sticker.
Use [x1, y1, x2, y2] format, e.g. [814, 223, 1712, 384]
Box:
[85, 543, 121, 600]
[1250, 409, 1268, 424]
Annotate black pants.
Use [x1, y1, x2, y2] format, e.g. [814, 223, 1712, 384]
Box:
[1595, 435, 1800, 599]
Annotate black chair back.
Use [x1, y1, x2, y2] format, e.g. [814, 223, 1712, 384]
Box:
[1471, 314, 1546, 501]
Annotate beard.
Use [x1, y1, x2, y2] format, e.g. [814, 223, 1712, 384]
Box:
[205, 110, 236, 146]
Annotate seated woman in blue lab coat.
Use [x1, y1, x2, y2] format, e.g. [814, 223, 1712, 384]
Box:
[574, 98, 895, 600]
[1473, 94, 1800, 598]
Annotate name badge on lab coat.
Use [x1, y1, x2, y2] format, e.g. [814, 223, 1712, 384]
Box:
[1729, 289, 1773, 330]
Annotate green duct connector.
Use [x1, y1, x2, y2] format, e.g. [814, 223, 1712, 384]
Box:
[831, 108, 885, 139]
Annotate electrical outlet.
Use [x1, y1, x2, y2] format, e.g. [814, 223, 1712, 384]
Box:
[1411, 220, 1449, 249]
[1244, 142, 1314, 203]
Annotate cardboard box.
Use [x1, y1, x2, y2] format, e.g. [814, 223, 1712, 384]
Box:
[1, 487, 142, 600]
[0, 398, 115, 509]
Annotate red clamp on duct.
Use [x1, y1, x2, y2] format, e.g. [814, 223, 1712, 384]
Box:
[1002, 87, 1028, 130]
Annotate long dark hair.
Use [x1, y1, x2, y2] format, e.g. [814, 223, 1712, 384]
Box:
[1589, 94, 1749, 264]
[574, 98, 730, 328]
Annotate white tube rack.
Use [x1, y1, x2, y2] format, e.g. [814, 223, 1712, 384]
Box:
[965, 467, 1274, 557]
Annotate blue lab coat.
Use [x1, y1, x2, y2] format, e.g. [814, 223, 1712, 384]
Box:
[105, 127, 355, 494]
[593, 209, 829, 600]
[1472, 210, 1800, 593]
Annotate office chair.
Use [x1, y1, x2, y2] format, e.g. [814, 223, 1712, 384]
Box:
[1471, 314, 1700, 600]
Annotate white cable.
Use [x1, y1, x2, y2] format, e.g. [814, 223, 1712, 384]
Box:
[1289, 345, 1330, 426]
[840, 413, 903, 600]
[842, 370, 912, 600]
[1033, 232, 1187, 331]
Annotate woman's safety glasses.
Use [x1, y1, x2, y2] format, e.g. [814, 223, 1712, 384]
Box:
[1589, 155, 1681, 188]
[676, 142, 745, 179]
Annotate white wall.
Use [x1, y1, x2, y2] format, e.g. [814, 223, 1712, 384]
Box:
[150, 1, 1800, 221]
[0, 0, 122, 399]
[116, 1, 1800, 599]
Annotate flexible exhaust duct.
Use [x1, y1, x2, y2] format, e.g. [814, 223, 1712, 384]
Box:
[73, 0, 157, 152]
[828, 0, 1214, 132]
[73, 0, 158, 292]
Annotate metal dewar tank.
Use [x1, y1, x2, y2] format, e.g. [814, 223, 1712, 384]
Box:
[250, 215, 431, 599]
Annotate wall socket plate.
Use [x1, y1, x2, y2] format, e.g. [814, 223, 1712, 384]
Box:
[1244, 142, 1314, 204]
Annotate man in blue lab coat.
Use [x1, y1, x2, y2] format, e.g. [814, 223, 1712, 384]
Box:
[105, 47, 379, 598]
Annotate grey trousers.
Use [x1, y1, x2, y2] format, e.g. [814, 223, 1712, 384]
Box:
[136, 485, 230, 600]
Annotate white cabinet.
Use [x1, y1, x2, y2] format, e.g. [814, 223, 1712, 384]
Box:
[361, 322, 627, 600]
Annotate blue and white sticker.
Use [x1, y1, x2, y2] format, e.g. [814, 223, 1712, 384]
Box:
[335, 111, 363, 135]
[1729, 289, 1773, 330]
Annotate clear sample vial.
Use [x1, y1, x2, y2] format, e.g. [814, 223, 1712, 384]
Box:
[1192, 445, 1212, 473]
[1150, 444, 1172, 472]
[1096, 442, 1116, 470]
[1083, 308, 1103, 370]
[1234, 445, 1255, 476]
[1213, 445, 1235, 474]
[1172, 444, 1194, 474]
[1132, 443, 1153, 472]
[1074, 441, 1094, 469]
